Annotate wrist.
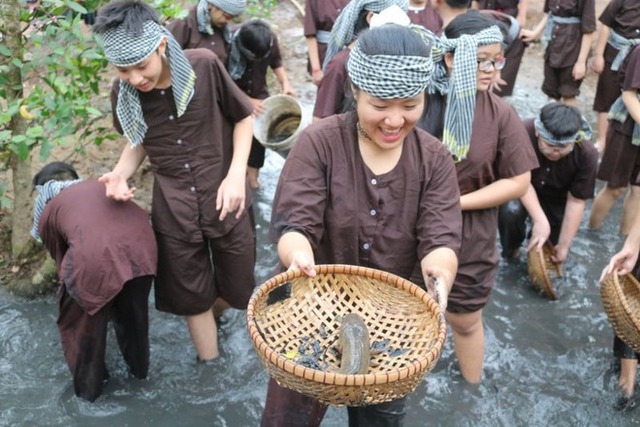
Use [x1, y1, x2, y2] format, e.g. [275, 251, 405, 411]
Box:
[311, 67, 321, 72]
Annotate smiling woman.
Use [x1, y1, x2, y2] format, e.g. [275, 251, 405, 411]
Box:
[262, 24, 462, 427]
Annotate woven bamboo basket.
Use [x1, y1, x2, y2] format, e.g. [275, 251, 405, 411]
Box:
[246, 264, 446, 407]
[600, 273, 640, 354]
[527, 242, 562, 300]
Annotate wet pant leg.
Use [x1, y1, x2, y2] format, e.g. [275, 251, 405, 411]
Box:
[613, 335, 640, 360]
[498, 199, 528, 258]
[346, 397, 406, 427]
[111, 276, 152, 379]
[261, 378, 328, 427]
[209, 212, 257, 309]
[57, 286, 109, 402]
[248, 137, 266, 169]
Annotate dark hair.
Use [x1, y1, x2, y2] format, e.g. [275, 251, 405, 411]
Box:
[32, 162, 79, 188]
[341, 25, 431, 111]
[539, 102, 583, 138]
[445, 9, 503, 39]
[238, 20, 273, 59]
[444, 0, 472, 9]
[93, 0, 159, 36]
[353, 9, 371, 40]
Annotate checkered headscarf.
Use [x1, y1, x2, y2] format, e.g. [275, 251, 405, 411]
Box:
[196, 0, 241, 42]
[323, 0, 409, 70]
[429, 25, 504, 161]
[101, 20, 196, 148]
[31, 179, 82, 241]
[347, 28, 434, 99]
[534, 114, 592, 146]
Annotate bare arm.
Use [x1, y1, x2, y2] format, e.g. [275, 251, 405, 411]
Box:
[306, 36, 323, 85]
[273, 66, 296, 96]
[278, 231, 317, 277]
[622, 89, 640, 124]
[591, 24, 610, 74]
[601, 208, 640, 279]
[516, 0, 530, 28]
[460, 172, 531, 211]
[98, 142, 147, 201]
[520, 14, 548, 43]
[573, 32, 594, 80]
[216, 115, 253, 221]
[552, 194, 585, 263]
[520, 183, 551, 252]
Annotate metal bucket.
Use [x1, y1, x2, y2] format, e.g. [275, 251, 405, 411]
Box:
[253, 95, 309, 154]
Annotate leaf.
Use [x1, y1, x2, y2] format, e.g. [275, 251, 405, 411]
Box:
[0, 44, 10, 57]
[39, 139, 52, 161]
[66, 1, 88, 14]
[26, 126, 43, 138]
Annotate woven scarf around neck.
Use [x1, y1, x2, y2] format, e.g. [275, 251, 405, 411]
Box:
[430, 25, 504, 161]
[102, 20, 196, 148]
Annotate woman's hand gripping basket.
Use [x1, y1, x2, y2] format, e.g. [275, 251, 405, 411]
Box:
[601, 272, 640, 353]
[246, 264, 446, 407]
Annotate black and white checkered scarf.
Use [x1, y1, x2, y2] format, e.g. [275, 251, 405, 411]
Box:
[323, 0, 409, 70]
[31, 179, 82, 241]
[101, 20, 196, 148]
[195, 0, 243, 42]
[347, 29, 433, 99]
[428, 25, 504, 161]
[534, 114, 593, 146]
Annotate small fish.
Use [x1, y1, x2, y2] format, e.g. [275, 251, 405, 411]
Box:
[266, 282, 292, 306]
[337, 313, 370, 375]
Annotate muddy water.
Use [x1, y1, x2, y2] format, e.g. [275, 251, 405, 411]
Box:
[2, 2, 640, 426]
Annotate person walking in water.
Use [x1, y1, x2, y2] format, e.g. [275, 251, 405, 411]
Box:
[93, 0, 256, 363]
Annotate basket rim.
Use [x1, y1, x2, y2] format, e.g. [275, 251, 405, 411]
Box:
[246, 264, 447, 386]
[604, 273, 640, 333]
[527, 243, 559, 300]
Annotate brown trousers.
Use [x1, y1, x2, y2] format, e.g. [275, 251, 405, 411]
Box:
[57, 276, 152, 401]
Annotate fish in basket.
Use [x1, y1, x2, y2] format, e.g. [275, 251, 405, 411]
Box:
[600, 273, 640, 354]
[246, 264, 446, 407]
[527, 242, 562, 300]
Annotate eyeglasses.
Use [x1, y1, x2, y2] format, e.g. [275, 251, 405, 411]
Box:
[209, 6, 236, 20]
[538, 138, 575, 155]
[476, 56, 506, 72]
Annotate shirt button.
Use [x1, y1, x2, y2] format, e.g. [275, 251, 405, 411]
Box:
[190, 186, 196, 192]
[169, 115, 174, 120]
[184, 163, 190, 169]
[370, 209, 376, 216]
[363, 243, 370, 250]
[371, 178, 377, 185]
[546, 168, 550, 172]
[177, 139, 183, 145]
[211, 41, 215, 45]
[160, 90, 165, 95]
[541, 181, 545, 185]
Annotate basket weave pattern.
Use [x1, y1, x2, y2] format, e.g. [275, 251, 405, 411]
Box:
[527, 242, 562, 300]
[601, 273, 640, 354]
[246, 264, 446, 406]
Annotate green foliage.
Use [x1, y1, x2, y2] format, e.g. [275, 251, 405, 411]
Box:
[0, 0, 187, 210]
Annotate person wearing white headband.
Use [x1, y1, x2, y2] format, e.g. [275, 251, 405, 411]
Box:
[419, 10, 537, 385]
[167, 0, 246, 65]
[498, 102, 597, 267]
[263, 24, 461, 427]
[313, 2, 411, 121]
[94, 0, 256, 364]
